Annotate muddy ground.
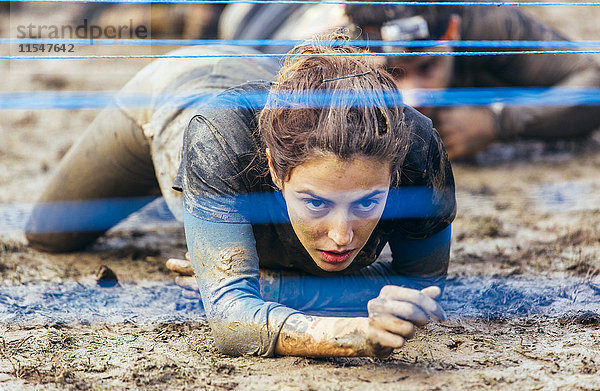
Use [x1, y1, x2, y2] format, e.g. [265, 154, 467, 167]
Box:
[1, 2, 600, 390]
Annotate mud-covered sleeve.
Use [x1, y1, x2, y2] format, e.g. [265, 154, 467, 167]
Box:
[388, 224, 451, 286]
[496, 65, 600, 140]
[178, 85, 300, 356]
[175, 81, 272, 223]
[180, 113, 256, 223]
[462, 6, 600, 140]
[184, 209, 300, 356]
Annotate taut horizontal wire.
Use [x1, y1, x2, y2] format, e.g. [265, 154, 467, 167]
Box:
[3, 87, 600, 110]
[4, 50, 600, 60]
[7, 38, 600, 48]
[4, 0, 600, 5]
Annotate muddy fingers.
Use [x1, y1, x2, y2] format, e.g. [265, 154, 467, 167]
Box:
[182, 289, 202, 300]
[175, 276, 199, 292]
[166, 258, 194, 276]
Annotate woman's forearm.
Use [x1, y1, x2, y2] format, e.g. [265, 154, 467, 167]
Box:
[275, 313, 374, 357]
[184, 209, 300, 356]
[275, 286, 443, 359]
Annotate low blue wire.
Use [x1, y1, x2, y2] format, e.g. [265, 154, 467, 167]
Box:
[3, 88, 600, 110]
[8, 38, 600, 48]
[4, 50, 600, 59]
[4, 0, 600, 5]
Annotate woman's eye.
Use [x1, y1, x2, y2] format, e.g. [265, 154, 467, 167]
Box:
[304, 199, 327, 212]
[354, 199, 379, 213]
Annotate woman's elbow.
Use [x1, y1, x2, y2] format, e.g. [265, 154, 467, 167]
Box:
[208, 318, 263, 356]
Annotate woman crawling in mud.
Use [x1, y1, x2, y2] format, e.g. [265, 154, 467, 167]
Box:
[26, 36, 455, 358]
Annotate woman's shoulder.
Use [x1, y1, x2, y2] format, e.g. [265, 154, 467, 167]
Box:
[403, 105, 434, 132]
[398, 105, 442, 185]
[196, 80, 274, 119]
[184, 80, 273, 149]
[176, 81, 275, 193]
[384, 105, 456, 238]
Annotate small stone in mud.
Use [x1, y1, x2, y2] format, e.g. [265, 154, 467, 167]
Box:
[214, 363, 235, 375]
[96, 265, 120, 288]
[559, 310, 600, 326]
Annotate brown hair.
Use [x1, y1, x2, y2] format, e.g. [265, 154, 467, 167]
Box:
[259, 34, 408, 183]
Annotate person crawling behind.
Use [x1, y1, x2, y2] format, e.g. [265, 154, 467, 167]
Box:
[171, 36, 456, 357]
[219, 1, 600, 160]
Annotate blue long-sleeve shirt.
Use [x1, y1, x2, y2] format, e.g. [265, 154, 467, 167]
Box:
[175, 82, 456, 356]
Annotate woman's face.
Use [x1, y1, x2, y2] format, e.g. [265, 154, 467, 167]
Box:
[272, 153, 391, 272]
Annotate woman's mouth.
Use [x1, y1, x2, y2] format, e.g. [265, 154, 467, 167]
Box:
[318, 250, 354, 264]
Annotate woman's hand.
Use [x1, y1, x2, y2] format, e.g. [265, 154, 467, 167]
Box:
[165, 253, 201, 299]
[366, 285, 446, 358]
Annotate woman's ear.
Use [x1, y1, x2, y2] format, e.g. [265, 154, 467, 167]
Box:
[441, 14, 461, 41]
[266, 148, 283, 189]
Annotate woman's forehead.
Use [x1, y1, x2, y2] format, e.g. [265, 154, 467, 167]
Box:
[286, 154, 391, 194]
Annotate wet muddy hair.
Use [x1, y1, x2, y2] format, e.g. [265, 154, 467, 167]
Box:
[259, 33, 408, 183]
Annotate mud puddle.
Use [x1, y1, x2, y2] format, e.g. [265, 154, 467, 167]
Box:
[532, 180, 600, 213]
[2, 275, 598, 326]
[0, 280, 201, 325]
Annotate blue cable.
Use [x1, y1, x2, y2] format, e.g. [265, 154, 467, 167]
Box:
[4, 0, 600, 5]
[7, 38, 600, 48]
[3, 87, 600, 110]
[5, 49, 600, 60]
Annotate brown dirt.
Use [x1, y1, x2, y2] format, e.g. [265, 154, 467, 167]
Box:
[2, 2, 600, 390]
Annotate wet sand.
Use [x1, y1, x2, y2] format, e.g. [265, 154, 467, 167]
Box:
[2, 2, 600, 389]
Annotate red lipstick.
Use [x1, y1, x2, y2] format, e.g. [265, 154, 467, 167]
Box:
[319, 250, 353, 263]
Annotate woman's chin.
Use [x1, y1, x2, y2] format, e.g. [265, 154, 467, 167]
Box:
[313, 256, 354, 273]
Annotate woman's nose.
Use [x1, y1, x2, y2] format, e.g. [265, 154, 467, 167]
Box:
[327, 213, 354, 246]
